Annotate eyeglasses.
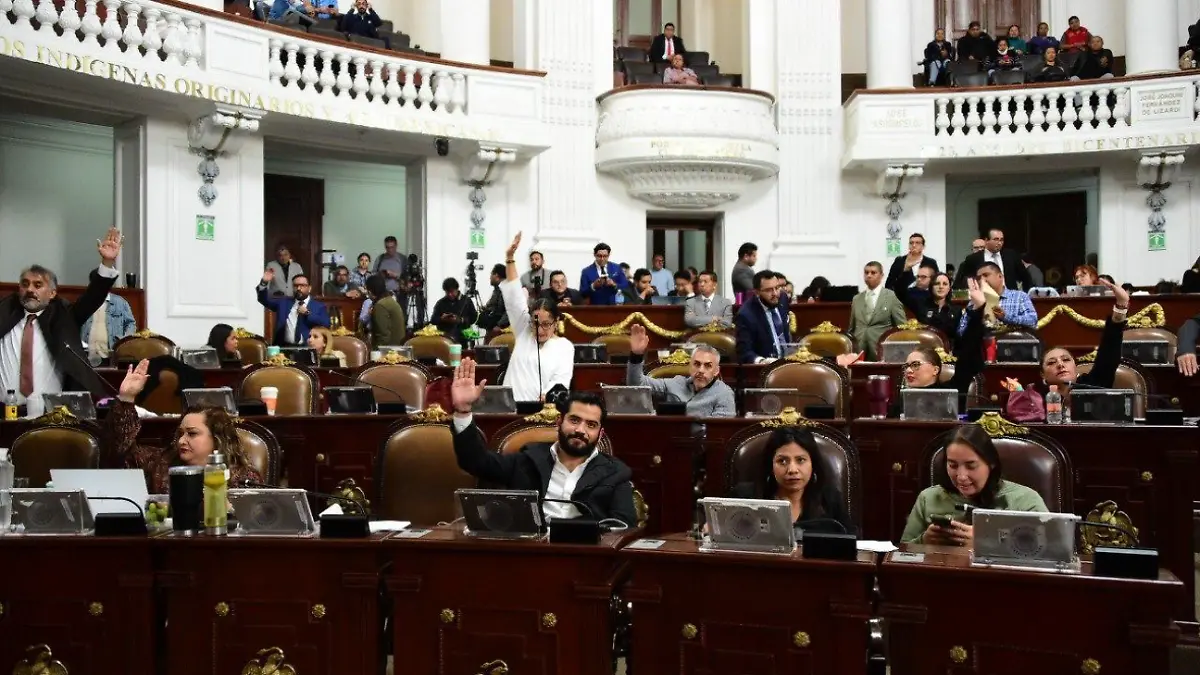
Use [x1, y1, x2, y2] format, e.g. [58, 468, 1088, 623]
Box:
[903, 361, 930, 372]
[533, 320, 556, 330]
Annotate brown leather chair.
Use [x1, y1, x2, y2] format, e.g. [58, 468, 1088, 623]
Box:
[799, 331, 856, 358]
[493, 413, 614, 456]
[593, 334, 633, 361]
[139, 367, 184, 415]
[331, 333, 369, 368]
[234, 418, 282, 486]
[685, 331, 737, 359]
[876, 323, 947, 360]
[488, 332, 517, 349]
[1123, 327, 1177, 361]
[11, 412, 101, 488]
[1077, 358, 1150, 418]
[375, 418, 476, 525]
[934, 362, 986, 402]
[405, 332, 455, 363]
[760, 360, 851, 418]
[239, 364, 318, 415]
[235, 332, 269, 365]
[921, 415, 1072, 512]
[646, 350, 691, 379]
[356, 362, 430, 410]
[722, 420, 862, 529]
[111, 333, 176, 364]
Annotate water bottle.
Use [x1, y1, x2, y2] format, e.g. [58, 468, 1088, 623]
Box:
[203, 452, 229, 536]
[4, 390, 17, 421]
[1045, 385, 1063, 424]
[0, 448, 13, 531]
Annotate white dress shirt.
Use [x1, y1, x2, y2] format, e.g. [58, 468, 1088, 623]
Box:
[865, 285, 880, 312]
[0, 310, 61, 418]
[500, 279, 574, 401]
[988, 250, 1005, 276]
[284, 298, 305, 345]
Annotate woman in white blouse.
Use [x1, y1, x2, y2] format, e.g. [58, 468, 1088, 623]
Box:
[499, 232, 575, 401]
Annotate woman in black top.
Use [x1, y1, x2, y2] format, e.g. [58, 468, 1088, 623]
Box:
[732, 427, 854, 537]
[899, 278, 988, 408]
[914, 272, 962, 350]
[1033, 47, 1068, 82]
[205, 323, 242, 366]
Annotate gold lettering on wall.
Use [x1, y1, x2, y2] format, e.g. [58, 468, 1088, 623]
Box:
[931, 131, 1200, 158]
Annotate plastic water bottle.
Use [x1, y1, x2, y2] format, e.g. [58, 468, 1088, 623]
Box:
[203, 452, 229, 536]
[1045, 385, 1063, 424]
[4, 390, 17, 421]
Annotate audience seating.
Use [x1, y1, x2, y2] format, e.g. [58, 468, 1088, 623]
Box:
[923, 420, 1072, 512]
[686, 331, 737, 359]
[356, 362, 429, 410]
[702, 74, 735, 87]
[309, 26, 346, 41]
[239, 363, 318, 416]
[616, 46, 646, 62]
[685, 51, 709, 67]
[11, 413, 101, 488]
[992, 70, 1026, 85]
[234, 418, 282, 486]
[348, 34, 386, 49]
[1077, 358, 1149, 418]
[760, 360, 851, 418]
[112, 333, 175, 365]
[955, 71, 989, 87]
[331, 333, 369, 368]
[613, 43, 739, 88]
[593, 334, 633, 361]
[723, 419, 863, 528]
[375, 418, 475, 524]
[876, 324, 947, 358]
[799, 329, 856, 358]
[405, 332, 455, 364]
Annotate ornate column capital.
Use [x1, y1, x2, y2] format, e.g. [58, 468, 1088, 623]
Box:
[187, 106, 264, 207]
[875, 162, 925, 198]
[1137, 149, 1186, 247]
[457, 145, 519, 187]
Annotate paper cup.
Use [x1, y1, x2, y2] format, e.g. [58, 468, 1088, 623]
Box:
[449, 344, 462, 366]
[266, 346, 281, 358]
[260, 386, 279, 415]
[370, 350, 382, 361]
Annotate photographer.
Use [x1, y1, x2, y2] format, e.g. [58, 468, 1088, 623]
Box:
[520, 250, 550, 296]
[430, 277, 478, 346]
[476, 263, 510, 331]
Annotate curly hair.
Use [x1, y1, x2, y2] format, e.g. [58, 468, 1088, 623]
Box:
[175, 407, 251, 470]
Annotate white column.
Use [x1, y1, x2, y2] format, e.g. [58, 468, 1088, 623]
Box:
[407, 0, 441, 54]
[681, 0, 715, 60]
[742, 0, 776, 93]
[1181, 0, 1200, 47]
[1125, 0, 1179, 75]
[439, 0, 490, 64]
[1041, 0, 1068, 37]
[866, 0, 912, 89]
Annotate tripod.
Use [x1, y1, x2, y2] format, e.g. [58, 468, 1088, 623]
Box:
[403, 282, 427, 329]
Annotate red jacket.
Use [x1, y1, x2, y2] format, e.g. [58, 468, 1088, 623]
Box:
[1061, 26, 1091, 51]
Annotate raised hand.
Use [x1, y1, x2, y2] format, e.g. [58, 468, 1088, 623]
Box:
[629, 324, 650, 355]
[262, 267, 276, 284]
[835, 351, 864, 368]
[97, 227, 122, 266]
[450, 358, 487, 413]
[1098, 277, 1130, 310]
[118, 359, 150, 403]
[966, 277, 986, 310]
[506, 232, 522, 260]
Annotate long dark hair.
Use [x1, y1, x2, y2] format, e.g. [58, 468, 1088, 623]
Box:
[934, 425, 1004, 508]
[206, 324, 236, 360]
[800, 276, 830, 302]
[759, 427, 844, 521]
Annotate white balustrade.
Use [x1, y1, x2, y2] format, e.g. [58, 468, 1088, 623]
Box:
[933, 81, 1132, 138]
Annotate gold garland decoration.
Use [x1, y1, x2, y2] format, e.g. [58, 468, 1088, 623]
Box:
[559, 312, 688, 340]
[1036, 303, 1164, 330]
[788, 312, 797, 334]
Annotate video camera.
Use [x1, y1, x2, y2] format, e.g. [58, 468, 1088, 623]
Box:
[405, 253, 424, 290]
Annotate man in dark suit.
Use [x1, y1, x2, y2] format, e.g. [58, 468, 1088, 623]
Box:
[0, 227, 122, 415]
[885, 232, 939, 293]
[648, 22, 686, 63]
[448, 358, 637, 527]
[341, 0, 382, 39]
[734, 270, 792, 363]
[539, 270, 584, 308]
[579, 243, 627, 306]
[954, 228, 1032, 290]
[256, 269, 331, 346]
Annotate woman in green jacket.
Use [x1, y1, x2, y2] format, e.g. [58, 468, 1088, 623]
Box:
[901, 424, 1047, 546]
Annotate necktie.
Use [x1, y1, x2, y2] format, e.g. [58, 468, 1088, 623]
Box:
[867, 290, 877, 313]
[769, 307, 785, 357]
[19, 314, 36, 396]
[667, 39, 673, 57]
[704, 297, 711, 311]
[293, 302, 304, 343]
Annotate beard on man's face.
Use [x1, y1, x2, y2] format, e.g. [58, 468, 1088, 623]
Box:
[557, 426, 597, 458]
[21, 295, 48, 312]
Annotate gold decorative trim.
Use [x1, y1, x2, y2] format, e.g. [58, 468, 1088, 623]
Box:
[810, 320, 841, 334]
[233, 327, 258, 339]
[657, 349, 691, 365]
[1076, 349, 1098, 363]
[331, 325, 354, 337]
[31, 406, 78, 427]
[87, 602, 103, 617]
[241, 647, 296, 675]
[633, 486, 649, 529]
[500, 326, 514, 334]
[559, 312, 687, 339]
[0, 601, 5, 617]
[1037, 303, 1164, 330]
[787, 311, 797, 334]
[373, 351, 413, 364]
[1140, 471, 1153, 483]
[260, 353, 296, 367]
[783, 346, 822, 363]
[1080, 500, 1139, 554]
[315, 453, 326, 463]
[523, 404, 561, 424]
[479, 660, 510, 675]
[949, 645, 968, 664]
[792, 631, 811, 648]
[1081, 658, 1101, 675]
[440, 608, 456, 624]
[333, 478, 370, 515]
[541, 613, 557, 629]
[935, 347, 956, 363]
[681, 623, 698, 640]
[895, 319, 924, 331]
[759, 407, 817, 429]
[215, 602, 230, 618]
[409, 404, 451, 423]
[974, 412, 1028, 437]
[695, 320, 731, 333]
[132, 329, 158, 338]
[14, 645, 66, 675]
[310, 604, 326, 620]
[414, 324, 444, 337]
[891, 463, 903, 474]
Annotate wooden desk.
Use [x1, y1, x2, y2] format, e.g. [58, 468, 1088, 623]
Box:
[156, 533, 383, 675]
[622, 534, 876, 674]
[385, 525, 630, 675]
[851, 419, 1199, 623]
[0, 537, 155, 675]
[879, 545, 1183, 675]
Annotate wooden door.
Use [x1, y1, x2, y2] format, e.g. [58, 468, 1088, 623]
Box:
[977, 191, 1087, 287]
[647, 216, 717, 277]
[614, 0, 682, 48]
[263, 174, 324, 287]
[935, 0, 1037, 37]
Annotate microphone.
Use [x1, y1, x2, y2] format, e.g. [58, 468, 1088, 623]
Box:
[86, 495, 148, 536]
[61, 339, 121, 399]
[540, 497, 595, 519]
[795, 517, 849, 535]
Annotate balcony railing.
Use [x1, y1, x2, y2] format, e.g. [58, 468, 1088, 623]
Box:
[0, 0, 547, 149]
[843, 71, 1200, 165]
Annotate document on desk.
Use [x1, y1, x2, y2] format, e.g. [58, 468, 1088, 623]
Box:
[393, 528, 432, 538]
[369, 520, 411, 533]
[625, 538, 666, 550]
[856, 540, 899, 553]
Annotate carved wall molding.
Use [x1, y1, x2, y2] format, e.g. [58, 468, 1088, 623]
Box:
[1136, 149, 1186, 246]
[186, 105, 263, 207]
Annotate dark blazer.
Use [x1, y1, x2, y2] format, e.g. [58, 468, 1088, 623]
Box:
[1018, 316, 1124, 405]
[539, 288, 584, 306]
[734, 297, 792, 364]
[731, 482, 855, 536]
[0, 267, 116, 397]
[579, 262, 628, 306]
[885, 255, 939, 293]
[954, 249, 1031, 290]
[452, 420, 638, 527]
[341, 7, 381, 37]
[431, 294, 478, 345]
[912, 296, 962, 349]
[256, 286, 331, 346]
[648, 34, 686, 63]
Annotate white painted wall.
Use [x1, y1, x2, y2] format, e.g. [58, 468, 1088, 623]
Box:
[1099, 162, 1199, 286]
[841, 0, 867, 75]
[709, 0, 743, 74]
[490, 0, 514, 63]
[262, 156, 408, 281]
[0, 115, 114, 286]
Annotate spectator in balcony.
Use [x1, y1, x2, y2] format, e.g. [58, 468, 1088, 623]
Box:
[922, 29, 956, 86]
[342, 0, 383, 40]
[1071, 35, 1114, 81]
[349, 252, 372, 289]
[268, 0, 315, 21]
[314, 0, 338, 20]
[1027, 22, 1059, 55]
[649, 22, 687, 64]
[956, 21, 995, 64]
[1060, 15, 1091, 53]
[1032, 47, 1069, 83]
[990, 39, 1021, 76]
[1005, 25, 1027, 54]
[322, 265, 363, 298]
[663, 54, 701, 86]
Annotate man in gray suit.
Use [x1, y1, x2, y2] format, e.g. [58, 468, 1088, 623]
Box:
[849, 261, 907, 361]
[731, 242, 757, 298]
[263, 245, 305, 297]
[684, 271, 734, 328]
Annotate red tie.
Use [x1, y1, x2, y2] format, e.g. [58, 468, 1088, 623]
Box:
[667, 40, 673, 57]
[19, 314, 35, 397]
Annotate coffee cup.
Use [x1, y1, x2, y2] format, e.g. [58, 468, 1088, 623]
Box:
[260, 386, 279, 415]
